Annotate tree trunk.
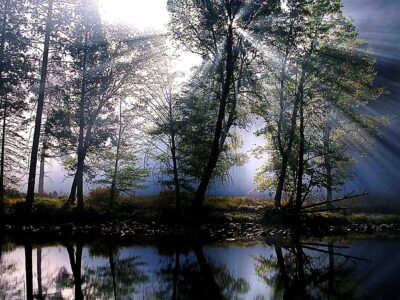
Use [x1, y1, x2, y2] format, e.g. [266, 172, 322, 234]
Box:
[75, 149, 85, 210]
[67, 175, 77, 204]
[0, 0, 9, 213]
[0, 102, 6, 212]
[38, 140, 46, 196]
[171, 133, 180, 212]
[25, 243, 33, 300]
[75, 31, 88, 211]
[25, 0, 54, 210]
[274, 84, 302, 208]
[274, 42, 314, 209]
[110, 99, 123, 207]
[193, 23, 235, 208]
[323, 125, 333, 208]
[295, 94, 305, 212]
[37, 248, 43, 299]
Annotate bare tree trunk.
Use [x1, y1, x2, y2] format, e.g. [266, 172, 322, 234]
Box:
[0, 102, 6, 212]
[38, 140, 46, 196]
[274, 80, 303, 209]
[110, 99, 123, 207]
[0, 0, 9, 213]
[193, 22, 235, 209]
[68, 175, 77, 204]
[323, 125, 333, 208]
[171, 133, 180, 212]
[26, 0, 54, 210]
[295, 94, 305, 212]
[75, 31, 88, 211]
[25, 243, 33, 300]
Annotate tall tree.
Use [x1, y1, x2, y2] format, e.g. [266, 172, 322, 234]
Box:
[0, 0, 32, 211]
[168, 0, 277, 208]
[138, 58, 185, 211]
[25, 0, 54, 210]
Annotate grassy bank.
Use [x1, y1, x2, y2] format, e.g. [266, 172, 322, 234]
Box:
[1, 194, 399, 225]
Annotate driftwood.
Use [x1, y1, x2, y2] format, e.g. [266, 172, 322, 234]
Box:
[301, 191, 368, 211]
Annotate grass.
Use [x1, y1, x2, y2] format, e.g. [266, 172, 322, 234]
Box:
[204, 196, 272, 210]
[1, 193, 399, 228]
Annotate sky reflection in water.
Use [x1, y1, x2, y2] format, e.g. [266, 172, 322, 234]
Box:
[0, 237, 399, 299]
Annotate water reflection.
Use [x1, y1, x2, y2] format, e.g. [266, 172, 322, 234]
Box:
[0, 236, 398, 299]
[254, 239, 363, 300]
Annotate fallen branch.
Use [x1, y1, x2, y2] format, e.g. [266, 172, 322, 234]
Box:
[301, 191, 368, 211]
[301, 207, 350, 214]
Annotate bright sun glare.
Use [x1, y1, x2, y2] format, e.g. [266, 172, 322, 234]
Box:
[98, 0, 170, 31]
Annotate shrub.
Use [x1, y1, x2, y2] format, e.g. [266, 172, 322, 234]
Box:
[87, 188, 112, 210]
[5, 188, 22, 199]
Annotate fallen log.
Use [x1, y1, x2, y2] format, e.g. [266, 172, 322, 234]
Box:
[301, 191, 368, 211]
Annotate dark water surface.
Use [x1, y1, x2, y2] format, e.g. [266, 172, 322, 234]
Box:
[0, 236, 399, 299]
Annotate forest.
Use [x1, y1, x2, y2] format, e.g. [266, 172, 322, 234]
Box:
[0, 0, 399, 299]
[0, 0, 391, 217]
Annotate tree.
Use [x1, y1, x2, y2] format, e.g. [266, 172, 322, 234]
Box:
[0, 0, 32, 211]
[93, 98, 148, 207]
[252, 0, 383, 211]
[25, 0, 54, 210]
[168, 0, 278, 208]
[138, 57, 185, 211]
[46, 3, 159, 209]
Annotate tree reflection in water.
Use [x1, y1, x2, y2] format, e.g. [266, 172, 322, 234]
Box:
[254, 237, 366, 300]
[0, 238, 18, 299]
[0, 236, 389, 299]
[154, 243, 249, 300]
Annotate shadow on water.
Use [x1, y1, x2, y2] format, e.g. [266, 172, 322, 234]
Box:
[0, 235, 399, 299]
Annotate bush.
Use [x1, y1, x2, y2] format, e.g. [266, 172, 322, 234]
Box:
[87, 188, 112, 210]
[5, 188, 22, 199]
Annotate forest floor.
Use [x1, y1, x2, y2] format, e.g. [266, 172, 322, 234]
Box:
[1, 195, 399, 242]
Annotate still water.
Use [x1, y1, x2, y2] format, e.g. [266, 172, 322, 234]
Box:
[0, 237, 399, 300]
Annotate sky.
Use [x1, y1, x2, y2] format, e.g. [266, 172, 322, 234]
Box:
[42, 0, 400, 201]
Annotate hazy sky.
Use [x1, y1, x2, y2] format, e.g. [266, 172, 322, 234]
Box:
[98, 0, 169, 31]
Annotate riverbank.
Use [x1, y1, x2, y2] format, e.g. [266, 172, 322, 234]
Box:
[1, 195, 399, 242]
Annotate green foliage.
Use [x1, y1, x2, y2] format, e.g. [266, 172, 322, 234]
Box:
[251, 0, 386, 202]
[94, 151, 148, 194]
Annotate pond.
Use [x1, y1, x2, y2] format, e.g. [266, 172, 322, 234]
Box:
[0, 236, 399, 299]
